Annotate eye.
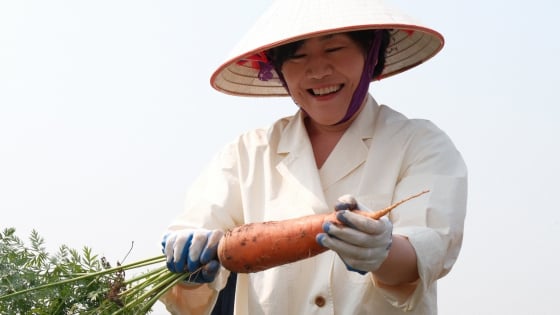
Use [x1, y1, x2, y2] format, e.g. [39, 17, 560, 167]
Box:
[286, 53, 306, 64]
[289, 53, 306, 60]
[326, 46, 344, 53]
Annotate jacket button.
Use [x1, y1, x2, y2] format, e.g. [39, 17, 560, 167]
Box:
[314, 296, 326, 307]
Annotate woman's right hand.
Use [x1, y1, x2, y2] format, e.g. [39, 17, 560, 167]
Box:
[162, 228, 224, 283]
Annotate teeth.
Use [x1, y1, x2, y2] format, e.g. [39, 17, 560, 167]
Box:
[312, 85, 341, 96]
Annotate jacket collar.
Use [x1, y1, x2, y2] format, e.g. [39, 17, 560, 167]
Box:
[276, 95, 381, 210]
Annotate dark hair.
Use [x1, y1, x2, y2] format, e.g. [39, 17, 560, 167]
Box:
[265, 29, 391, 80]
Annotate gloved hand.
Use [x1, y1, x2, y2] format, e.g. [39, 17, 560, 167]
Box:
[317, 195, 393, 274]
[162, 228, 224, 283]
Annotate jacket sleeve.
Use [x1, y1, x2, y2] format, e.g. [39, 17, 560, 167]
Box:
[376, 119, 468, 310]
[160, 139, 244, 314]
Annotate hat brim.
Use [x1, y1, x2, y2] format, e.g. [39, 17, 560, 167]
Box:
[210, 1, 444, 97]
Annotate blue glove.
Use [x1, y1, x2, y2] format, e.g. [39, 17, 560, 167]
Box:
[162, 228, 224, 283]
[317, 194, 393, 274]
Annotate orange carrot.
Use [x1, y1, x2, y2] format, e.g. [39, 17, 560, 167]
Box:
[217, 190, 429, 273]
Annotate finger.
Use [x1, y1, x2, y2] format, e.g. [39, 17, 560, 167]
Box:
[316, 232, 329, 248]
[200, 230, 224, 264]
[323, 222, 373, 247]
[201, 260, 220, 282]
[318, 233, 368, 274]
[163, 234, 175, 262]
[335, 194, 358, 211]
[163, 232, 192, 273]
[317, 233, 370, 260]
[175, 233, 193, 272]
[187, 231, 208, 271]
[164, 234, 177, 272]
[336, 210, 387, 234]
[161, 233, 170, 254]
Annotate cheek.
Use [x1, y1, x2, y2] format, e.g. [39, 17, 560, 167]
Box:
[353, 63, 365, 79]
[340, 59, 364, 81]
[280, 63, 303, 87]
[289, 89, 306, 106]
[281, 68, 305, 102]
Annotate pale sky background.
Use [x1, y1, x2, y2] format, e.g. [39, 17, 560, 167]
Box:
[1, 1, 559, 314]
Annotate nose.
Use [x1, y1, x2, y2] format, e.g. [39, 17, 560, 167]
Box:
[305, 56, 332, 80]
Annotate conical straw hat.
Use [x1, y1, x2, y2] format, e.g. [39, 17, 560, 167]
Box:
[210, 0, 444, 97]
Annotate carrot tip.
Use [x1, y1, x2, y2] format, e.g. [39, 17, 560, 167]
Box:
[368, 189, 430, 219]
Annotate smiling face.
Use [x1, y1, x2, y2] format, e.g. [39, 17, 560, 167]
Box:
[280, 33, 366, 126]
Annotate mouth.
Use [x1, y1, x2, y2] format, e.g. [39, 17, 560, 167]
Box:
[308, 84, 343, 96]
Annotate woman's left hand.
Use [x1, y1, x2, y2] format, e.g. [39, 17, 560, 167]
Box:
[317, 205, 393, 274]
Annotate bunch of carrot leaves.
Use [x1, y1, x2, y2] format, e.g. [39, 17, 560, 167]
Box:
[0, 227, 186, 314]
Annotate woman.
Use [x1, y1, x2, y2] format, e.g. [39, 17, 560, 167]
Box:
[161, 0, 467, 314]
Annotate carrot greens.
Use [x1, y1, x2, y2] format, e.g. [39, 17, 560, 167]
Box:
[0, 228, 179, 314]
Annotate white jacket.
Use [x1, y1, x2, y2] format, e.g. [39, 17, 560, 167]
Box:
[161, 95, 468, 315]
